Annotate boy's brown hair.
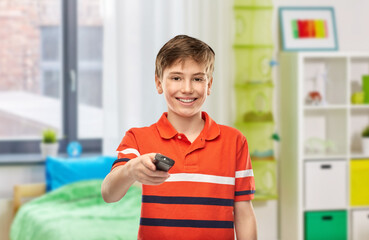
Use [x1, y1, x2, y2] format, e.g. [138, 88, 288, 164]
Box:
[155, 35, 215, 79]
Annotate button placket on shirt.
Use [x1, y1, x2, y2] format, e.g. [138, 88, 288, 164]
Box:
[174, 133, 190, 170]
[182, 134, 206, 172]
[177, 133, 190, 143]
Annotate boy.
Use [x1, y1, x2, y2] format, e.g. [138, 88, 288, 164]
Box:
[101, 35, 257, 240]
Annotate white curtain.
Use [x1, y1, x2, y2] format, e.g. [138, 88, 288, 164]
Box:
[102, 0, 234, 155]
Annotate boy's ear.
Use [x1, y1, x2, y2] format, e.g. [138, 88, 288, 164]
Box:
[155, 75, 163, 94]
[207, 77, 213, 96]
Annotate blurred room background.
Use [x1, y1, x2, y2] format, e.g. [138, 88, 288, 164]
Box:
[1, 0, 369, 239]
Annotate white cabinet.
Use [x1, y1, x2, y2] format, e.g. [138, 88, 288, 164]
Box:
[352, 210, 369, 240]
[304, 160, 347, 210]
[279, 52, 369, 240]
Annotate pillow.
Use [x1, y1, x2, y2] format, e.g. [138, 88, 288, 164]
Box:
[45, 156, 116, 191]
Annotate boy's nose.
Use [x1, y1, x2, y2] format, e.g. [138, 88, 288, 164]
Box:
[181, 79, 194, 94]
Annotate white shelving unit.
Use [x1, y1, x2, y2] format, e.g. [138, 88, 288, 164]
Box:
[279, 52, 369, 240]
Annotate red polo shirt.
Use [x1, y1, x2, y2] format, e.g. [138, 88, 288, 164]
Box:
[112, 112, 255, 240]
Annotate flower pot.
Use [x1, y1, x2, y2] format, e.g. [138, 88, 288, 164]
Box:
[362, 137, 369, 156]
[40, 143, 59, 159]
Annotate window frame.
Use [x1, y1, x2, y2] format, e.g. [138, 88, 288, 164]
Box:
[0, 0, 102, 155]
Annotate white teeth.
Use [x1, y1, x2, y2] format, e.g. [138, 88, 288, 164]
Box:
[178, 98, 195, 103]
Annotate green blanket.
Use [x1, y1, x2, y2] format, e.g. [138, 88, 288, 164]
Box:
[10, 180, 141, 240]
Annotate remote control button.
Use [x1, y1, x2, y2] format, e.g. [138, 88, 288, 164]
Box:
[178, 135, 182, 139]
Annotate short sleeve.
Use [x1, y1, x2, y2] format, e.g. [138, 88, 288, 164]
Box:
[234, 136, 255, 201]
[111, 129, 141, 170]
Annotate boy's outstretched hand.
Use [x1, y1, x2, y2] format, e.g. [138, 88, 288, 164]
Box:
[102, 153, 170, 203]
[127, 153, 170, 185]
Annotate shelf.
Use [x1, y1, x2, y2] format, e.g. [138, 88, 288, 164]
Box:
[304, 155, 347, 161]
[279, 52, 369, 240]
[350, 104, 369, 109]
[303, 57, 348, 106]
[303, 208, 347, 212]
[304, 105, 348, 110]
[349, 205, 369, 210]
[304, 109, 348, 156]
[350, 108, 369, 154]
[350, 153, 369, 159]
[350, 57, 369, 94]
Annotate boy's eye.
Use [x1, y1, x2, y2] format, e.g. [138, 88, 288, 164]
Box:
[172, 77, 181, 81]
[193, 78, 203, 82]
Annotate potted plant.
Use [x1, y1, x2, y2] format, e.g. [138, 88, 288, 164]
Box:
[40, 129, 59, 159]
[362, 125, 369, 156]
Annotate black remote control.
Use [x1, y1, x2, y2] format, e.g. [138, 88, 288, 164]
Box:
[154, 153, 175, 172]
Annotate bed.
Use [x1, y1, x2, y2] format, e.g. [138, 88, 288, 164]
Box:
[10, 156, 142, 240]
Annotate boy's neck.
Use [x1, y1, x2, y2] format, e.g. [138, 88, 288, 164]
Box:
[167, 111, 205, 142]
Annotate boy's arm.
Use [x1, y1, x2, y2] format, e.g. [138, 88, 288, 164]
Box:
[101, 153, 169, 203]
[101, 161, 135, 203]
[234, 200, 257, 240]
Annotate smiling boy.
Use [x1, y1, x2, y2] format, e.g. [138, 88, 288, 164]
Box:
[101, 35, 257, 240]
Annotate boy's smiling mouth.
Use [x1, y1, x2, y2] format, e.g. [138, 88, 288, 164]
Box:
[176, 98, 196, 103]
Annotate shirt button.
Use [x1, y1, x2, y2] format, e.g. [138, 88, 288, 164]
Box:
[178, 135, 182, 140]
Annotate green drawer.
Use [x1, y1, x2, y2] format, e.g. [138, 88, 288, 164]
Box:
[305, 211, 347, 240]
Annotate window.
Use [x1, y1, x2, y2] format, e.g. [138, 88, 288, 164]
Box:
[0, 0, 103, 154]
[41, 26, 61, 99]
[78, 26, 103, 139]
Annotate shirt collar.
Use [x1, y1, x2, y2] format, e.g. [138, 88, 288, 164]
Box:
[156, 112, 220, 141]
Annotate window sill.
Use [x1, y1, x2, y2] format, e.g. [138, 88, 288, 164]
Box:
[0, 153, 102, 165]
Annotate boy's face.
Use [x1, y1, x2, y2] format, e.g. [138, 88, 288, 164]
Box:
[155, 58, 213, 120]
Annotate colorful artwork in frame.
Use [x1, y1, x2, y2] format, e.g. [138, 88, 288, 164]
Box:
[279, 7, 338, 51]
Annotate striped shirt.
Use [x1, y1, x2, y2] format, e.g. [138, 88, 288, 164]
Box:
[112, 112, 255, 240]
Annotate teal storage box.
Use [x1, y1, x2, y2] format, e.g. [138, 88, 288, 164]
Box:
[234, 7, 273, 46]
[305, 211, 347, 240]
[234, 47, 273, 84]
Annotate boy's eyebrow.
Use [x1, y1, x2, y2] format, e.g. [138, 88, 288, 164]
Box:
[193, 72, 206, 76]
[168, 71, 183, 75]
[167, 72, 206, 76]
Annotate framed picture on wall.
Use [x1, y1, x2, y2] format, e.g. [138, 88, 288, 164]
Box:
[279, 7, 338, 51]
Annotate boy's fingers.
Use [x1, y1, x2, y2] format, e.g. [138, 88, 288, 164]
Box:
[148, 177, 169, 185]
[140, 153, 170, 177]
[142, 177, 167, 185]
[142, 165, 170, 178]
[147, 153, 157, 161]
[138, 171, 169, 185]
[142, 156, 156, 171]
